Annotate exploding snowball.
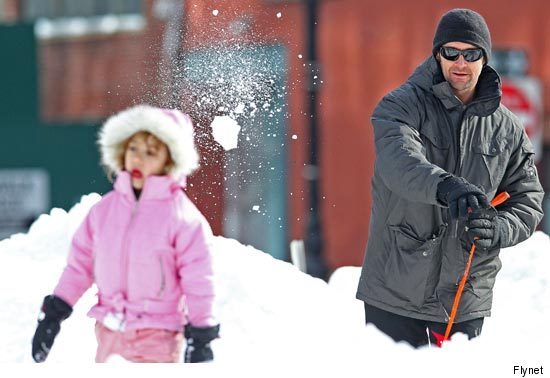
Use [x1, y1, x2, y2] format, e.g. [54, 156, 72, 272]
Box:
[234, 103, 245, 114]
[211, 116, 242, 151]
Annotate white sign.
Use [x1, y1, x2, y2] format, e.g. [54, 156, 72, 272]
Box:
[0, 169, 50, 239]
[501, 77, 543, 162]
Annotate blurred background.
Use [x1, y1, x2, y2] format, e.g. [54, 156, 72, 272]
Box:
[0, 0, 548, 279]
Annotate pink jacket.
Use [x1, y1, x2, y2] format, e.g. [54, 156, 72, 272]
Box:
[54, 171, 216, 331]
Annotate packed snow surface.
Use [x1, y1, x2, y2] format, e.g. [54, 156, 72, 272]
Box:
[0, 194, 548, 376]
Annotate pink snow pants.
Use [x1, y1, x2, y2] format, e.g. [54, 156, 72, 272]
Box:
[95, 322, 184, 363]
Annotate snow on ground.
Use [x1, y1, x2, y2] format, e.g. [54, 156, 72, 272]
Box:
[0, 194, 548, 376]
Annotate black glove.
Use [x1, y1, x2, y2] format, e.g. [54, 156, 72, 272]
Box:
[184, 324, 220, 363]
[31, 295, 73, 363]
[464, 207, 503, 251]
[436, 175, 490, 220]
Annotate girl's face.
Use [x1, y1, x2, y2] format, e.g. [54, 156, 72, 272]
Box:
[124, 133, 170, 189]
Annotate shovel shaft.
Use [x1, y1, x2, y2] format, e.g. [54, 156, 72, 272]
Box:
[442, 192, 510, 343]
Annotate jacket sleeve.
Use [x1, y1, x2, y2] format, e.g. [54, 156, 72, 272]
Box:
[372, 86, 447, 205]
[496, 130, 544, 248]
[175, 214, 216, 327]
[53, 208, 96, 306]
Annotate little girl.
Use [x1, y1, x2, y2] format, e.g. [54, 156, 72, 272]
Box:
[31, 105, 220, 363]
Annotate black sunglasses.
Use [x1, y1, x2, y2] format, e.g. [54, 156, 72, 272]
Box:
[440, 46, 484, 62]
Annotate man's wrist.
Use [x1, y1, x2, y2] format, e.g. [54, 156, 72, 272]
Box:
[436, 174, 458, 205]
[493, 217, 508, 249]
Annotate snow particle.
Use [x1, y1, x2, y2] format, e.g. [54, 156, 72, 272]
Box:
[292, 134, 298, 140]
[213, 10, 219, 16]
[298, 54, 303, 59]
[234, 103, 245, 114]
[276, 12, 282, 18]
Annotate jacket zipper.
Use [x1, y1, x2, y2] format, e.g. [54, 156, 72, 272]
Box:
[92, 253, 96, 281]
[449, 106, 467, 239]
[436, 291, 451, 322]
[121, 198, 140, 297]
[455, 107, 473, 284]
[158, 256, 166, 298]
[455, 105, 466, 178]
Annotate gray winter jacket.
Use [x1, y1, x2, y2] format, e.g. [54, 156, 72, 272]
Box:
[356, 56, 544, 323]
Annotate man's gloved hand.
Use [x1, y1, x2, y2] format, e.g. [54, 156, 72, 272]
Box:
[31, 295, 73, 363]
[184, 324, 220, 363]
[436, 175, 490, 220]
[464, 206, 503, 251]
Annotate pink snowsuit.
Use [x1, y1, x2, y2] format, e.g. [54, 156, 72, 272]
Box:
[54, 171, 216, 335]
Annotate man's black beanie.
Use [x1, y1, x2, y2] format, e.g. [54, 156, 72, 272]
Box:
[432, 8, 492, 62]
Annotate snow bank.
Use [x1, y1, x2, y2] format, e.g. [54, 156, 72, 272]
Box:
[0, 194, 548, 376]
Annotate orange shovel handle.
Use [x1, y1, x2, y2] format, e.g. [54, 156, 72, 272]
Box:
[491, 191, 511, 207]
[442, 191, 510, 343]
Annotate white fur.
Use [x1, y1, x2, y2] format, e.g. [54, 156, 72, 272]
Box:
[98, 105, 200, 179]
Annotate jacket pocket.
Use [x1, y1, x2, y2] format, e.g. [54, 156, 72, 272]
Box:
[130, 251, 167, 299]
[468, 254, 502, 299]
[419, 127, 451, 168]
[472, 138, 508, 188]
[385, 225, 444, 308]
[419, 124, 451, 149]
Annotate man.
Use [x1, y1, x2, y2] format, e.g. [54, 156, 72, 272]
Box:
[356, 8, 544, 348]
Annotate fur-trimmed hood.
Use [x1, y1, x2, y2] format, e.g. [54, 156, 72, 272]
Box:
[98, 105, 200, 179]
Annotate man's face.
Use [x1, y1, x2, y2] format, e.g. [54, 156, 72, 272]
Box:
[437, 41, 485, 103]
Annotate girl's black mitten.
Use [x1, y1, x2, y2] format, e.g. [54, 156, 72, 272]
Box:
[31, 295, 72, 363]
[184, 324, 220, 363]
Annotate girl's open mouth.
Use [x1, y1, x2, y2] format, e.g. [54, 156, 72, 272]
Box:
[131, 169, 143, 179]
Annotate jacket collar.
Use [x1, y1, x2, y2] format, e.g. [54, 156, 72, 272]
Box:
[409, 55, 502, 117]
[114, 171, 185, 201]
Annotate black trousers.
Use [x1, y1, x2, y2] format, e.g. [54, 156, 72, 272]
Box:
[364, 303, 484, 348]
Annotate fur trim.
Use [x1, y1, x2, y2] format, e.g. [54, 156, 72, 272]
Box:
[98, 105, 200, 179]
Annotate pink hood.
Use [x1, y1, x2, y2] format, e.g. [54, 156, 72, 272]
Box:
[54, 171, 216, 330]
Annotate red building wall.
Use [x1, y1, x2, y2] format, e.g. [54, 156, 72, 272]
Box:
[317, 0, 550, 270]
[32, 0, 550, 272]
[38, 2, 163, 121]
